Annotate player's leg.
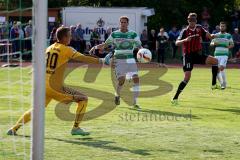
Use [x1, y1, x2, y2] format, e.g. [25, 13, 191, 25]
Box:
[115, 76, 125, 105]
[71, 100, 89, 136]
[172, 71, 191, 102]
[172, 54, 192, 104]
[114, 59, 127, 105]
[7, 96, 52, 135]
[132, 74, 140, 109]
[211, 56, 221, 89]
[128, 58, 140, 109]
[63, 87, 88, 128]
[204, 55, 219, 88]
[219, 56, 228, 89]
[219, 66, 226, 89]
[197, 54, 219, 89]
[214, 56, 223, 88]
[217, 69, 223, 87]
[205, 55, 218, 65]
[55, 86, 89, 135]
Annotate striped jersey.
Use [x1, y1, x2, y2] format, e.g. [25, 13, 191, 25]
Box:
[211, 32, 233, 56]
[178, 24, 207, 55]
[105, 29, 141, 59]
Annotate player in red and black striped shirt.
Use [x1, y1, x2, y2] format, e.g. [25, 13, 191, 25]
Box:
[172, 13, 218, 104]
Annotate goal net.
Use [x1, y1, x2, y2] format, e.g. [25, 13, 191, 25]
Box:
[0, 0, 47, 159]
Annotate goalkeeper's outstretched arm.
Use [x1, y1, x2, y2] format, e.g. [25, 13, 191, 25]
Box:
[89, 43, 108, 55]
[71, 52, 104, 64]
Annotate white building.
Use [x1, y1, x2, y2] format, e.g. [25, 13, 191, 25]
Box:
[62, 7, 155, 41]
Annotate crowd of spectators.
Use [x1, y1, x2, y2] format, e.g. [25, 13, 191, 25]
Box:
[0, 20, 32, 60]
[1, 7, 240, 63]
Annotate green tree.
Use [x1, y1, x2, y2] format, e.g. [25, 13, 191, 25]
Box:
[45, 0, 240, 31]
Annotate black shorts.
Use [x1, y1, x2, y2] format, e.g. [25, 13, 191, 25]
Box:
[182, 52, 208, 72]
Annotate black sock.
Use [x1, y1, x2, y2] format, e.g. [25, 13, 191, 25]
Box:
[212, 66, 218, 85]
[173, 81, 188, 100]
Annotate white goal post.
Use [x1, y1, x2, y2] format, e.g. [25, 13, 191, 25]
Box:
[31, 0, 47, 159]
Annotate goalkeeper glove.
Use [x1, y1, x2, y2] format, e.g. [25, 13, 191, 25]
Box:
[104, 53, 113, 65]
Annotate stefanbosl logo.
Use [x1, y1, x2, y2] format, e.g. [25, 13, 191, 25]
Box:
[97, 17, 105, 27]
[52, 62, 173, 122]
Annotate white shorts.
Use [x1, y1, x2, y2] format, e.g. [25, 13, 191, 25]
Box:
[215, 56, 228, 67]
[114, 58, 138, 79]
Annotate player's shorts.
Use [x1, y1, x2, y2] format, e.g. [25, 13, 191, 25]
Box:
[215, 55, 228, 67]
[182, 52, 208, 72]
[46, 84, 87, 105]
[114, 58, 138, 79]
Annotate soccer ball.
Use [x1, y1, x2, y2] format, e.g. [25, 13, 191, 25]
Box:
[137, 48, 152, 63]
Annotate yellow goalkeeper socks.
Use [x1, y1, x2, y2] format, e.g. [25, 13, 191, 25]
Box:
[12, 109, 32, 131]
[73, 100, 87, 128]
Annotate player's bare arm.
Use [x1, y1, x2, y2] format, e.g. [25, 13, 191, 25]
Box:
[89, 43, 107, 54]
[206, 32, 213, 40]
[210, 37, 218, 46]
[228, 43, 234, 49]
[175, 36, 191, 46]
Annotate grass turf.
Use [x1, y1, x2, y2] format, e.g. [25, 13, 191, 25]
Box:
[0, 66, 240, 160]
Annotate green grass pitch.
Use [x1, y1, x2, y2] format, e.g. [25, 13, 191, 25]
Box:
[0, 66, 240, 160]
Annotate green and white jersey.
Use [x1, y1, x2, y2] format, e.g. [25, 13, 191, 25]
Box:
[105, 29, 141, 59]
[211, 32, 234, 56]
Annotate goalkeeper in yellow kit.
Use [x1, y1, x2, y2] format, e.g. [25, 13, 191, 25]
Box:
[7, 27, 111, 136]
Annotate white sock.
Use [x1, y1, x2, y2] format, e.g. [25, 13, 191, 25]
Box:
[132, 83, 139, 105]
[217, 72, 223, 85]
[115, 84, 123, 97]
[221, 70, 227, 86]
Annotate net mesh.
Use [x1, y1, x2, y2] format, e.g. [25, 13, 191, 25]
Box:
[0, 0, 33, 159]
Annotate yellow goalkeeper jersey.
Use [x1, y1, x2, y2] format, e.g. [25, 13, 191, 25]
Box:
[45, 42, 99, 90]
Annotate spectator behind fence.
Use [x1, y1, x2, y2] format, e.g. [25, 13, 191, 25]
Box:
[231, 11, 240, 31]
[232, 28, 240, 57]
[0, 22, 9, 58]
[49, 27, 57, 45]
[168, 26, 179, 59]
[104, 27, 112, 41]
[148, 29, 157, 60]
[17, 21, 25, 53]
[202, 22, 211, 55]
[0, 24, 4, 40]
[10, 21, 19, 54]
[70, 25, 78, 50]
[25, 20, 32, 38]
[0, 24, 4, 57]
[90, 27, 101, 47]
[0, 22, 8, 39]
[24, 20, 32, 60]
[140, 29, 148, 48]
[156, 27, 169, 67]
[75, 23, 86, 52]
[212, 25, 220, 34]
[201, 7, 211, 24]
[104, 27, 113, 54]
